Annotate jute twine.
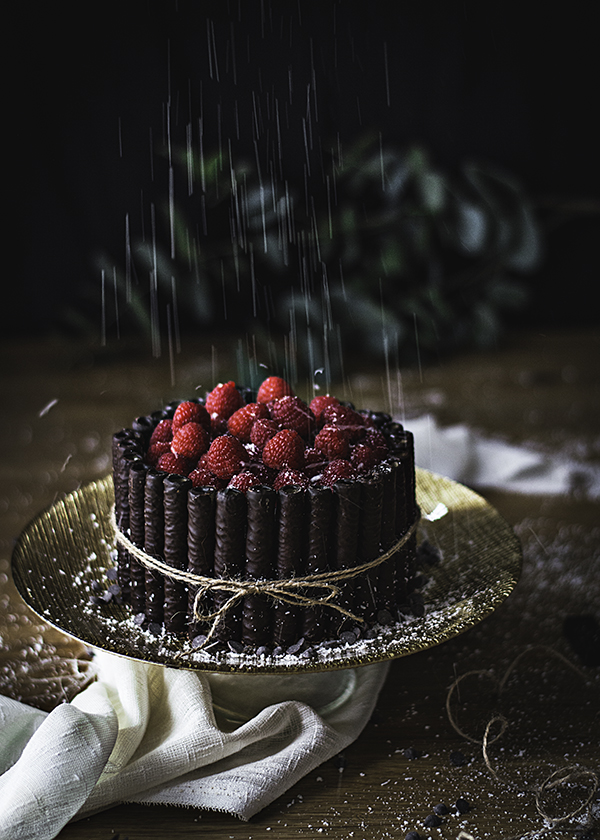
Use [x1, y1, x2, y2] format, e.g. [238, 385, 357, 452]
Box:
[446, 646, 599, 839]
[110, 505, 420, 646]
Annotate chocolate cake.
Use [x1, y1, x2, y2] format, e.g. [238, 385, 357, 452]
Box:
[111, 377, 419, 655]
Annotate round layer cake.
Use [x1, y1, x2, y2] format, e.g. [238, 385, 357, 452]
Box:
[111, 377, 418, 654]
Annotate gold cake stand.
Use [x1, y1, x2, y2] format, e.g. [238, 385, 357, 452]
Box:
[11, 468, 522, 679]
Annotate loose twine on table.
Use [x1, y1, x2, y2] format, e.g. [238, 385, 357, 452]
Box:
[446, 646, 599, 839]
[110, 505, 420, 647]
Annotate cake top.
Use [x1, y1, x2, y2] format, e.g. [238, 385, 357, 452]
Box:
[140, 376, 403, 493]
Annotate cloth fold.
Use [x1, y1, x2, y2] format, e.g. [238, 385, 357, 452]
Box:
[2, 415, 599, 840]
[0, 652, 390, 839]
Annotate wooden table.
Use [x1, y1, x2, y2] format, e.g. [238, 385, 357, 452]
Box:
[1, 328, 599, 839]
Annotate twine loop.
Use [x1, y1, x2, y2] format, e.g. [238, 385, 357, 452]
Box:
[446, 646, 599, 838]
[110, 505, 420, 646]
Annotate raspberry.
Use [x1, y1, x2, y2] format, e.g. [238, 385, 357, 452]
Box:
[188, 466, 225, 490]
[149, 418, 173, 445]
[170, 422, 209, 460]
[304, 446, 325, 466]
[206, 434, 248, 479]
[205, 381, 244, 423]
[273, 468, 310, 490]
[269, 395, 315, 439]
[363, 427, 389, 458]
[320, 404, 366, 443]
[350, 442, 379, 473]
[172, 401, 211, 434]
[250, 418, 279, 450]
[146, 440, 171, 465]
[319, 459, 356, 487]
[256, 376, 294, 404]
[314, 425, 351, 460]
[309, 395, 340, 426]
[245, 461, 278, 485]
[228, 470, 262, 492]
[227, 402, 269, 442]
[157, 451, 192, 476]
[262, 429, 305, 470]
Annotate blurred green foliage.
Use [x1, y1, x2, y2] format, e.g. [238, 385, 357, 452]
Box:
[97, 134, 541, 375]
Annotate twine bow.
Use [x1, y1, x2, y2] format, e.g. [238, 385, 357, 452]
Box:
[110, 505, 420, 646]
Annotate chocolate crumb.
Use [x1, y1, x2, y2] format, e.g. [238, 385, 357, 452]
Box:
[403, 747, 420, 760]
[423, 813, 443, 827]
[450, 750, 467, 766]
[455, 797, 471, 814]
[405, 832, 422, 840]
[433, 802, 449, 815]
[227, 640, 245, 653]
[133, 613, 146, 626]
[106, 567, 119, 581]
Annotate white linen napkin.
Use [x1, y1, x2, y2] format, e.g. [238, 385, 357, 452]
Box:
[0, 651, 390, 840]
[2, 416, 599, 840]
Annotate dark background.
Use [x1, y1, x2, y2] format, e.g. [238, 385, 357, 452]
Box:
[10, 1, 600, 341]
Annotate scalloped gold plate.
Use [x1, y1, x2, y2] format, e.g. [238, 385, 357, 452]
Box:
[11, 469, 521, 674]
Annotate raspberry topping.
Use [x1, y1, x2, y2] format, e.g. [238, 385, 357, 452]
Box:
[262, 429, 305, 470]
[250, 418, 279, 450]
[188, 466, 225, 489]
[206, 434, 248, 478]
[309, 395, 340, 426]
[172, 401, 211, 434]
[256, 376, 294, 404]
[273, 468, 310, 490]
[269, 395, 315, 439]
[170, 422, 209, 460]
[319, 459, 357, 487]
[363, 427, 389, 458]
[228, 470, 262, 492]
[149, 418, 173, 445]
[322, 405, 365, 442]
[144, 376, 392, 491]
[350, 442, 379, 473]
[205, 381, 244, 423]
[314, 425, 351, 460]
[227, 402, 269, 442]
[147, 440, 171, 465]
[157, 451, 193, 476]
